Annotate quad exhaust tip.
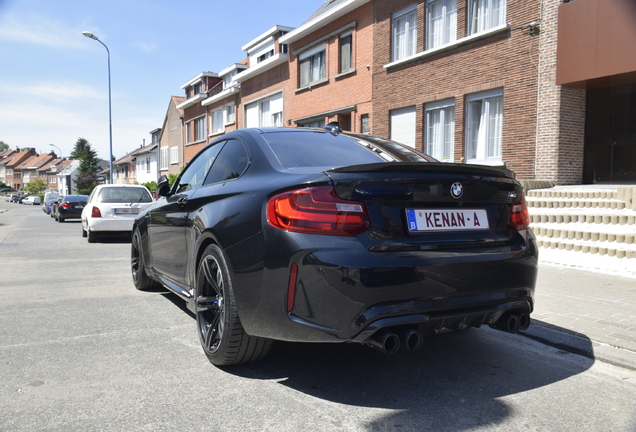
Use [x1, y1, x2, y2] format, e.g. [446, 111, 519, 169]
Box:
[490, 312, 531, 333]
[367, 329, 424, 355]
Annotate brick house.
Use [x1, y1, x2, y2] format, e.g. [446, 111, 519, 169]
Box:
[158, 96, 186, 178]
[0, 150, 17, 185]
[14, 152, 57, 190]
[201, 63, 247, 139]
[177, 73, 223, 162]
[3, 148, 37, 190]
[170, 0, 635, 185]
[280, 0, 374, 132]
[233, 25, 295, 131]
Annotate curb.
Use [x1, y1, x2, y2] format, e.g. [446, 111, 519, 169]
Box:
[520, 323, 636, 371]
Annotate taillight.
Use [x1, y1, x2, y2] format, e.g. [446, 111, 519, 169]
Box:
[510, 193, 530, 230]
[267, 186, 370, 235]
[91, 206, 102, 218]
[61, 203, 72, 209]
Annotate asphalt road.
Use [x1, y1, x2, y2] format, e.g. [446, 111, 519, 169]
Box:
[1, 200, 636, 432]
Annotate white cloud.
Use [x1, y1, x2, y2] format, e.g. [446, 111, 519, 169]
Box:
[0, 13, 91, 50]
[134, 40, 158, 53]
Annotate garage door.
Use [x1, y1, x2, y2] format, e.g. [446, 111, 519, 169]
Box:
[390, 106, 416, 148]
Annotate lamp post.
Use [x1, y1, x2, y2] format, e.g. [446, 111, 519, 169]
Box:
[49, 144, 63, 194]
[82, 31, 113, 184]
[49, 143, 62, 160]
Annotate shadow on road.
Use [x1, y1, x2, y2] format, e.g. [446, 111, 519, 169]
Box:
[223, 328, 594, 431]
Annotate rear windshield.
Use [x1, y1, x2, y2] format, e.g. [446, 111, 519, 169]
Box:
[63, 195, 88, 204]
[262, 130, 432, 169]
[97, 187, 152, 203]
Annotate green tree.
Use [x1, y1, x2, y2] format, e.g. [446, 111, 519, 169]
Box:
[0, 141, 9, 152]
[70, 137, 101, 195]
[24, 178, 46, 193]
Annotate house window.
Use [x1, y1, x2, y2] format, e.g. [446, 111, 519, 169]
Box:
[226, 105, 235, 124]
[223, 71, 237, 90]
[160, 147, 169, 170]
[193, 82, 202, 95]
[146, 157, 151, 173]
[339, 33, 353, 73]
[465, 89, 503, 164]
[392, 5, 417, 61]
[468, 0, 505, 35]
[299, 44, 326, 87]
[211, 109, 225, 134]
[299, 120, 325, 128]
[50, 176, 57, 184]
[425, 99, 455, 162]
[251, 40, 275, 65]
[427, 0, 457, 49]
[245, 93, 283, 128]
[390, 106, 417, 148]
[361, 114, 370, 134]
[194, 117, 206, 141]
[170, 147, 179, 164]
[186, 122, 192, 144]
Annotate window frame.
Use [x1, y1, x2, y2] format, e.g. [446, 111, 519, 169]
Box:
[339, 32, 353, 74]
[299, 43, 327, 88]
[425, 99, 455, 162]
[170, 146, 179, 165]
[465, 89, 504, 165]
[160, 147, 169, 170]
[392, 4, 418, 62]
[467, 0, 506, 36]
[426, 0, 457, 50]
[194, 117, 206, 142]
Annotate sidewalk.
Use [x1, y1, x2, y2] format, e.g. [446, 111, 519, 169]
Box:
[521, 262, 636, 371]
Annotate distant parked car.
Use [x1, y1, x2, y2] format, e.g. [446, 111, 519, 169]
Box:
[5, 194, 17, 202]
[81, 185, 153, 243]
[50, 197, 62, 218]
[55, 195, 89, 222]
[42, 192, 59, 214]
[11, 195, 25, 204]
[22, 196, 41, 205]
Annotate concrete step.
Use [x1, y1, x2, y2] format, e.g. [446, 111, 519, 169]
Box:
[535, 236, 636, 258]
[529, 209, 636, 225]
[526, 197, 627, 210]
[531, 223, 636, 244]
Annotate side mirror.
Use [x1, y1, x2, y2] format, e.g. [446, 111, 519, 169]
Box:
[157, 175, 171, 197]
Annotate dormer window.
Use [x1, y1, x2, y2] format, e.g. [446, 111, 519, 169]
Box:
[249, 38, 275, 65]
[223, 71, 238, 90]
[193, 82, 202, 95]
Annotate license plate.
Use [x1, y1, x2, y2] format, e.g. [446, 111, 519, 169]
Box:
[114, 208, 139, 215]
[76, 205, 84, 209]
[406, 208, 489, 232]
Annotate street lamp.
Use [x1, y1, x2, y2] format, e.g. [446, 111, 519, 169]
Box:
[49, 143, 62, 160]
[82, 31, 113, 184]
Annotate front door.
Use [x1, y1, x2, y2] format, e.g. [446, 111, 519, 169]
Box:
[584, 83, 636, 183]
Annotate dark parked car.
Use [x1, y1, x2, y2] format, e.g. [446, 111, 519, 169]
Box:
[11, 195, 26, 204]
[55, 195, 89, 222]
[50, 197, 62, 218]
[131, 125, 537, 366]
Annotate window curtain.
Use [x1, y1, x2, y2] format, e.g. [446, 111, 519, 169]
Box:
[340, 35, 352, 72]
[468, 96, 502, 161]
[393, 9, 416, 60]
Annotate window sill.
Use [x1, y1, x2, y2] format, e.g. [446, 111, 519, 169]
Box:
[334, 69, 356, 80]
[209, 131, 224, 138]
[295, 77, 330, 93]
[384, 24, 510, 70]
[186, 140, 207, 147]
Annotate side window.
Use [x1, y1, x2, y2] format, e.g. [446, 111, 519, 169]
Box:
[204, 140, 249, 185]
[174, 141, 226, 193]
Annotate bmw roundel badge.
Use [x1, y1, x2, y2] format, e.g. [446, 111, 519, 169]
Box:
[451, 182, 463, 199]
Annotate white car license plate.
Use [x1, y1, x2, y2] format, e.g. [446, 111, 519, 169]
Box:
[114, 208, 139, 215]
[406, 208, 489, 232]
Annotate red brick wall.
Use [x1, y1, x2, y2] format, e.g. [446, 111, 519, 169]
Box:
[285, 2, 374, 132]
[372, 0, 542, 180]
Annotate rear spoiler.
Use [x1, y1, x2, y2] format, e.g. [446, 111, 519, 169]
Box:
[326, 162, 516, 180]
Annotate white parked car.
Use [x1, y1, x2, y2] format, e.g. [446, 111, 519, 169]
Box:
[22, 196, 41, 205]
[81, 184, 154, 243]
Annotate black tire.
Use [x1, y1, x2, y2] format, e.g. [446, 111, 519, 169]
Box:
[87, 227, 97, 243]
[131, 229, 161, 291]
[196, 244, 272, 366]
[58, 217, 64, 223]
[82, 225, 87, 238]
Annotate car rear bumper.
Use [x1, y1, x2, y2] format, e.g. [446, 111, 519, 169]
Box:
[88, 217, 136, 232]
[230, 229, 538, 343]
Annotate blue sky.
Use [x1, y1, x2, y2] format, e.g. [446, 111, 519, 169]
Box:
[0, 0, 323, 161]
